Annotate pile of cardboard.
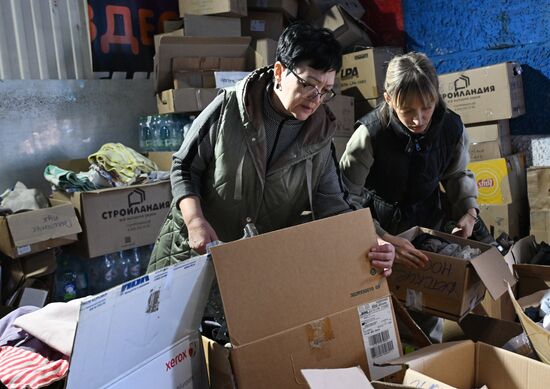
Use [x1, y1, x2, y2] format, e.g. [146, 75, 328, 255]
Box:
[437, 62, 529, 240]
[527, 166, 550, 242]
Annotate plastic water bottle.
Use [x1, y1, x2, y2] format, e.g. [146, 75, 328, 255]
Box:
[129, 247, 142, 279]
[100, 253, 118, 291]
[55, 257, 78, 302]
[171, 115, 184, 151]
[118, 250, 130, 283]
[139, 116, 153, 152]
[160, 115, 173, 151]
[151, 115, 162, 151]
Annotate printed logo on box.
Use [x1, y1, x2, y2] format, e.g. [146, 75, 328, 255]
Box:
[340, 67, 359, 81]
[101, 188, 170, 220]
[164, 341, 198, 372]
[442, 73, 496, 100]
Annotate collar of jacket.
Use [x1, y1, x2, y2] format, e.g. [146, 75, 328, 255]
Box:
[389, 101, 447, 154]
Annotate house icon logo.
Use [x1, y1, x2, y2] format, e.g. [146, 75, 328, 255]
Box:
[128, 188, 146, 207]
[454, 75, 470, 91]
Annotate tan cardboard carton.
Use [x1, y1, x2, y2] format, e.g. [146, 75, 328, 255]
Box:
[326, 94, 355, 137]
[183, 14, 242, 37]
[531, 210, 550, 243]
[339, 47, 402, 100]
[209, 209, 402, 387]
[157, 88, 219, 114]
[153, 29, 184, 55]
[510, 235, 550, 297]
[319, 5, 372, 52]
[0, 204, 81, 258]
[527, 167, 550, 210]
[247, 0, 298, 18]
[439, 62, 525, 124]
[179, 0, 247, 17]
[386, 340, 550, 389]
[389, 227, 517, 320]
[242, 11, 284, 40]
[248, 38, 277, 69]
[466, 120, 511, 161]
[478, 202, 525, 240]
[155, 36, 251, 93]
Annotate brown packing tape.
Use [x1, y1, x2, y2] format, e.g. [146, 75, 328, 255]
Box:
[508, 284, 550, 364]
[306, 317, 335, 349]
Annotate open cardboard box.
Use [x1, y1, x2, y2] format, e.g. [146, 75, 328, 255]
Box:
[385, 340, 550, 389]
[66, 254, 214, 388]
[208, 209, 402, 388]
[388, 227, 517, 320]
[0, 203, 81, 258]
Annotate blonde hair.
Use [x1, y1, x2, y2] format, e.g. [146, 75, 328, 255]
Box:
[379, 52, 443, 125]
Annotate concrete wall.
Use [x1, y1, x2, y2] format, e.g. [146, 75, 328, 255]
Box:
[402, 0, 550, 135]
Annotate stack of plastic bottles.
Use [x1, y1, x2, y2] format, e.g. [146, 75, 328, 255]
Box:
[138, 114, 195, 152]
[54, 244, 154, 301]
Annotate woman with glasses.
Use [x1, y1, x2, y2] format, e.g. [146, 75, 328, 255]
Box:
[147, 22, 395, 276]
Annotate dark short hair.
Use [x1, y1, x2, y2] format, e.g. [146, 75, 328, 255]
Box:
[276, 22, 342, 72]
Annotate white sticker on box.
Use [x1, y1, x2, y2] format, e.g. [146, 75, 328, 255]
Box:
[16, 245, 31, 256]
[250, 20, 266, 32]
[357, 296, 401, 380]
[406, 288, 423, 311]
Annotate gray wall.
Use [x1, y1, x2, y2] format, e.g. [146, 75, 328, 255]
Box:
[0, 79, 157, 195]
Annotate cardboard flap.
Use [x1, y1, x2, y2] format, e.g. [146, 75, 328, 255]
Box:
[387, 340, 473, 367]
[210, 208, 387, 346]
[470, 247, 517, 300]
[155, 36, 251, 93]
[7, 204, 81, 246]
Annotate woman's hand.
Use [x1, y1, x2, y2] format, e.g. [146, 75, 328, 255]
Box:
[186, 217, 219, 254]
[369, 238, 395, 277]
[452, 208, 477, 238]
[382, 233, 429, 269]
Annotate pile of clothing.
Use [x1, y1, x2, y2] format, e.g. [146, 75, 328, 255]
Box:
[412, 232, 481, 259]
[0, 182, 50, 216]
[44, 143, 168, 193]
[0, 300, 80, 388]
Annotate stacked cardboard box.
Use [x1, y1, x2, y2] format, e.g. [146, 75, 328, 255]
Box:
[440, 62, 528, 239]
[527, 167, 550, 242]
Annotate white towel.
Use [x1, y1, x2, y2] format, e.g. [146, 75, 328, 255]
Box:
[13, 299, 81, 356]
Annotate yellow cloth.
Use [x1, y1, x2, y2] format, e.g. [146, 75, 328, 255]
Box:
[88, 143, 158, 184]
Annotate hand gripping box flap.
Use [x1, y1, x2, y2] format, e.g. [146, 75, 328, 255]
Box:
[209, 208, 388, 346]
[155, 36, 251, 93]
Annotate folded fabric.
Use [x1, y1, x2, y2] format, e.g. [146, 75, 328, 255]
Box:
[0, 182, 49, 212]
[13, 299, 81, 357]
[0, 346, 69, 388]
[43, 165, 100, 192]
[88, 143, 158, 185]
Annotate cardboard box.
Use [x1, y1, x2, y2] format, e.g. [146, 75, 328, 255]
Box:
[466, 120, 511, 161]
[527, 167, 550, 210]
[0, 203, 81, 258]
[155, 36, 251, 93]
[209, 209, 402, 387]
[468, 153, 526, 205]
[326, 94, 355, 137]
[531, 209, 550, 243]
[242, 11, 284, 40]
[146, 152, 173, 171]
[66, 254, 214, 388]
[53, 181, 172, 258]
[319, 5, 373, 52]
[339, 47, 402, 100]
[202, 336, 236, 389]
[179, 0, 247, 17]
[439, 62, 525, 124]
[174, 71, 216, 89]
[157, 88, 219, 114]
[153, 28, 185, 55]
[387, 340, 550, 389]
[388, 227, 517, 320]
[479, 203, 524, 240]
[511, 236, 550, 298]
[184, 14, 242, 37]
[247, 0, 298, 18]
[248, 38, 277, 69]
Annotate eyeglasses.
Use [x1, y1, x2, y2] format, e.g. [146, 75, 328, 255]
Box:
[286, 67, 336, 103]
